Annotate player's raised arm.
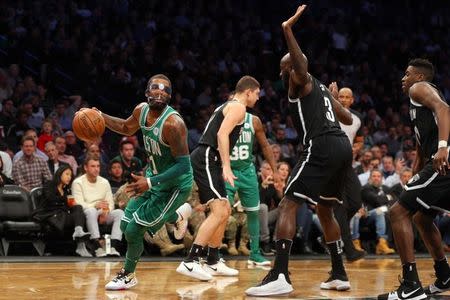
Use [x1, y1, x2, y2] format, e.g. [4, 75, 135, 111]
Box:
[282, 4, 309, 88]
[95, 103, 144, 136]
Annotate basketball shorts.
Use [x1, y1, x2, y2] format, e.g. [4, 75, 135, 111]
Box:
[225, 164, 260, 212]
[285, 134, 353, 206]
[191, 145, 228, 204]
[122, 178, 192, 234]
[399, 158, 450, 216]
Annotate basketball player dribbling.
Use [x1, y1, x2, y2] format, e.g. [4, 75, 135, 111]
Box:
[100, 74, 194, 290]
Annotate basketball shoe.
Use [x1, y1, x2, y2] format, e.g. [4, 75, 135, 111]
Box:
[176, 259, 213, 281]
[378, 276, 426, 300]
[174, 203, 192, 239]
[247, 252, 271, 266]
[424, 274, 450, 295]
[105, 268, 138, 290]
[202, 258, 239, 276]
[245, 269, 293, 296]
[320, 271, 351, 291]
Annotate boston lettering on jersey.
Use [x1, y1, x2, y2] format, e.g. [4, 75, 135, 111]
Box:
[139, 104, 180, 176]
[231, 113, 255, 170]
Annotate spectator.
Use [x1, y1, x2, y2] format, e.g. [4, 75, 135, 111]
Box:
[45, 141, 68, 175]
[13, 128, 49, 162]
[72, 156, 124, 257]
[32, 164, 91, 257]
[12, 136, 52, 191]
[0, 155, 14, 186]
[111, 140, 143, 181]
[37, 119, 54, 152]
[77, 142, 109, 177]
[108, 160, 126, 189]
[55, 136, 78, 175]
[0, 148, 13, 179]
[259, 161, 284, 255]
[354, 149, 373, 175]
[188, 117, 206, 152]
[389, 167, 413, 200]
[63, 131, 83, 158]
[351, 169, 395, 255]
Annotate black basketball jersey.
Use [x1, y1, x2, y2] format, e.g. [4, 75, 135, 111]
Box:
[288, 75, 345, 145]
[198, 100, 244, 151]
[409, 82, 448, 161]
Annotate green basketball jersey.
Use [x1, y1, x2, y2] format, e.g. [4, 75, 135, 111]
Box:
[139, 104, 191, 182]
[230, 113, 255, 170]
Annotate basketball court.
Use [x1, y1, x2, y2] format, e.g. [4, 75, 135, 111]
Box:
[2, 255, 450, 299]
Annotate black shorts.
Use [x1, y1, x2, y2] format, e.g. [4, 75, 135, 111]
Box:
[399, 159, 450, 216]
[190, 145, 228, 204]
[285, 135, 353, 205]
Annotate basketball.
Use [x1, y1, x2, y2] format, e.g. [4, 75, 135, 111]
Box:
[72, 108, 105, 142]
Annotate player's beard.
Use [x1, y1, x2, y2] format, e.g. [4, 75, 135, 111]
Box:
[148, 94, 169, 111]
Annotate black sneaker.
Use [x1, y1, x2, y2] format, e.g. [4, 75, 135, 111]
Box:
[424, 274, 450, 295]
[378, 276, 426, 300]
[345, 249, 366, 262]
[261, 241, 274, 256]
[320, 271, 350, 290]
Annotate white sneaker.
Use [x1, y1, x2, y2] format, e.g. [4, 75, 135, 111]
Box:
[245, 273, 293, 296]
[176, 260, 213, 281]
[105, 269, 138, 290]
[320, 273, 351, 291]
[203, 258, 239, 276]
[75, 243, 93, 257]
[174, 203, 192, 239]
[108, 247, 121, 257]
[95, 247, 107, 257]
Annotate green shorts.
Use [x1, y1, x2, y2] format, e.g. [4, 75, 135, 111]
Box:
[122, 180, 192, 234]
[225, 164, 260, 212]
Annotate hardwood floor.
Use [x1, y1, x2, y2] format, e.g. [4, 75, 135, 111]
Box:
[1, 257, 450, 299]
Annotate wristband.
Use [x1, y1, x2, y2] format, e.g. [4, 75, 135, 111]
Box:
[438, 140, 448, 149]
[146, 178, 152, 189]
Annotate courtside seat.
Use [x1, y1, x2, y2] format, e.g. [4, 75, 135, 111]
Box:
[0, 185, 44, 256]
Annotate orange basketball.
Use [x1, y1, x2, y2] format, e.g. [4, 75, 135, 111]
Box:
[72, 108, 105, 142]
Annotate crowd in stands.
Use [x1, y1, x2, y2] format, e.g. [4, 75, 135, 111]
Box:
[0, 0, 449, 256]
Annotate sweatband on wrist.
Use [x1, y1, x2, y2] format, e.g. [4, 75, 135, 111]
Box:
[438, 140, 448, 148]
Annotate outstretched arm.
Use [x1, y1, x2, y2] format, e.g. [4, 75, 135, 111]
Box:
[282, 5, 309, 88]
[94, 103, 144, 136]
[410, 82, 450, 174]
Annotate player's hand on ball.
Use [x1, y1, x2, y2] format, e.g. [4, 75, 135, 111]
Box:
[125, 173, 149, 197]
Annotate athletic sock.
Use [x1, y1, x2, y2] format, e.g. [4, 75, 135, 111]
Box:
[402, 262, 419, 282]
[327, 240, 346, 276]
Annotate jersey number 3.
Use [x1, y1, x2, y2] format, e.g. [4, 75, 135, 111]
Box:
[323, 96, 335, 122]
